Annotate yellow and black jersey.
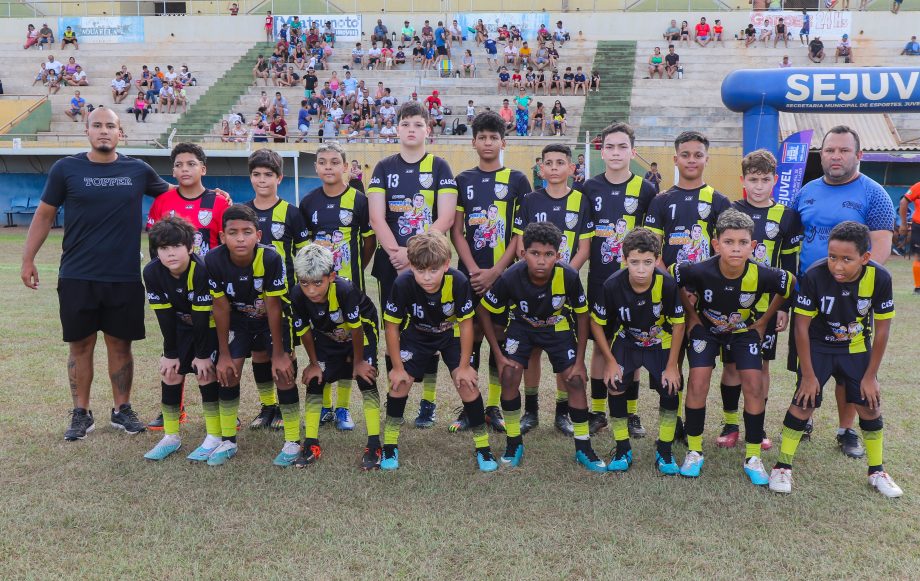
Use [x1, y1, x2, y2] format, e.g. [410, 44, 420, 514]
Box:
[206, 244, 288, 320]
[290, 276, 378, 344]
[794, 259, 894, 354]
[143, 253, 214, 358]
[383, 268, 475, 337]
[245, 198, 309, 289]
[644, 184, 731, 268]
[590, 268, 684, 350]
[512, 187, 593, 264]
[482, 260, 587, 332]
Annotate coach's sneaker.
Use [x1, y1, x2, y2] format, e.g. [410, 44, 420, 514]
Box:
[206, 440, 238, 466]
[627, 414, 646, 438]
[607, 449, 633, 472]
[868, 471, 903, 498]
[381, 446, 399, 470]
[414, 399, 436, 429]
[476, 448, 499, 472]
[575, 446, 607, 473]
[554, 412, 574, 437]
[147, 413, 165, 431]
[361, 446, 382, 471]
[679, 451, 705, 478]
[656, 451, 680, 475]
[588, 411, 608, 435]
[837, 428, 866, 459]
[743, 456, 770, 486]
[716, 424, 740, 448]
[519, 410, 539, 434]
[273, 441, 302, 467]
[144, 435, 181, 461]
[448, 408, 470, 433]
[484, 406, 506, 433]
[111, 404, 146, 435]
[294, 442, 322, 468]
[65, 408, 95, 441]
[320, 407, 335, 425]
[334, 407, 355, 431]
[249, 404, 278, 429]
[187, 435, 222, 462]
[501, 439, 524, 468]
[769, 467, 793, 494]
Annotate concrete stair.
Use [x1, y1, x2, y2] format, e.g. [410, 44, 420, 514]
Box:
[579, 40, 636, 138]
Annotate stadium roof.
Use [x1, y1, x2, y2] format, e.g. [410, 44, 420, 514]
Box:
[779, 113, 920, 152]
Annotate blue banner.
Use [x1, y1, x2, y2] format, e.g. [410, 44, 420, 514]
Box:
[774, 129, 813, 206]
[58, 16, 144, 43]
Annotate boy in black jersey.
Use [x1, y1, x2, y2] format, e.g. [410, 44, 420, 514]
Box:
[674, 209, 794, 484]
[769, 222, 901, 497]
[590, 228, 685, 474]
[480, 222, 607, 472]
[717, 150, 802, 450]
[142, 217, 221, 462]
[300, 143, 376, 432]
[368, 101, 458, 429]
[583, 123, 658, 437]
[449, 111, 531, 434]
[381, 231, 496, 472]
[290, 244, 382, 470]
[512, 143, 592, 437]
[207, 204, 298, 467]
[244, 149, 309, 431]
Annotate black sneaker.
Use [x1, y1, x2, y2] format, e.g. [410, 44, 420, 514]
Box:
[485, 406, 506, 433]
[361, 446, 382, 470]
[627, 414, 647, 438]
[836, 428, 866, 459]
[414, 399, 436, 429]
[588, 411, 608, 435]
[147, 413, 165, 431]
[554, 412, 574, 437]
[111, 404, 146, 434]
[448, 407, 469, 433]
[801, 417, 814, 441]
[520, 410, 539, 434]
[914, 287, 920, 295]
[249, 404, 278, 429]
[65, 408, 95, 441]
[294, 442, 322, 468]
[674, 416, 687, 446]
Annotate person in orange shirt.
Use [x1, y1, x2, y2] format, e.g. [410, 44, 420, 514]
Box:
[898, 181, 920, 292]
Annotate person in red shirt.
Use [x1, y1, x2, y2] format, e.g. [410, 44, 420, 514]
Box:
[264, 11, 274, 42]
[898, 181, 920, 292]
[424, 89, 442, 113]
[269, 112, 288, 143]
[694, 17, 711, 47]
[713, 18, 725, 46]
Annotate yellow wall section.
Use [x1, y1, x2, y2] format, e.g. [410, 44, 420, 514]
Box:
[0, 98, 43, 135]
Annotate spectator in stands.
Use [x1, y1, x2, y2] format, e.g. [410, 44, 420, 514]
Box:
[553, 20, 570, 45]
[836, 34, 854, 63]
[394, 45, 406, 66]
[372, 19, 388, 44]
[411, 40, 424, 69]
[664, 45, 680, 79]
[367, 42, 382, 69]
[231, 119, 248, 142]
[62, 56, 78, 78]
[422, 20, 434, 44]
[550, 100, 566, 135]
[562, 66, 575, 94]
[648, 47, 664, 79]
[118, 65, 133, 87]
[573, 66, 587, 95]
[133, 91, 148, 122]
[461, 49, 476, 77]
[179, 65, 195, 86]
[713, 19, 725, 45]
[271, 58, 286, 85]
[322, 21, 336, 47]
[220, 119, 231, 141]
[663, 19, 680, 42]
[509, 25, 523, 43]
[474, 19, 487, 45]
[229, 2, 238, 15]
[46, 68, 61, 94]
[694, 17, 712, 47]
[498, 66, 511, 94]
[535, 68, 547, 94]
[401, 20, 415, 43]
[679, 21, 690, 47]
[798, 10, 810, 45]
[146, 75, 163, 105]
[574, 154, 586, 183]
[774, 17, 788, 48]
[253, 55, 270, 86]
[531, 101, 548, 135]
[24, 24, 39, 50]
[518, 41, 532, 68]
[901, 36, 919, 55]
[644, 162, 663, 193]
[503, 40, 518, 66]
[424, 90, 442, 113]
[549, 68, 562, 95]
[511, 69, 523, 90]
[38, 23, 54, 48]
[428, 105, 445, 138]
[499, 99, 514, 132]
[744, 23, 757, 47]
[136, 65, 151, 89]
[61, 26, 78, 50]
[449, 20, 463, 47]
[423, 42, 436, 69]
[66, 64, 88, 87]
[590, 69, 601, 92]
[65, 90, 86, 122]
[111, 71, 129, 104]
[352, 42, 365, 69]
[381, 43, 394, 69]
[780, 54, 792, 67]
[32, 62, 48, 87]
[891, 0, 901, 12]
[295, 100, 311, 141]
[524, 67, 536, 90]
[379, 118, 397, 142]
[546, 43, 559, 69]
[483, 34, 499, 71]
[759, 19, 773, 46]
[270, 91, 289, 117]
[514, 87, 531, 136]
[538, 23, 552, 44]
[158, 80, 175, 113]
[269, 112, 287, 143]
[808, 36, 825, 63]
[264, 11, 273, 42]
[533, 44, 549, 71]
[45, 54, 62, 78]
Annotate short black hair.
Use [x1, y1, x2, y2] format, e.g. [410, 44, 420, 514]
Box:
[397, 101, 429, 123]
[621, 228, 662, 259]
[600, 122, 635, 147]
[148, 215, 195, 257]
[541, 143, 572, 161]
[222, 203, 260, 229]
[829, 221, 870, 255]
[674, 130, 710, 151]
[248, 148, 283, 176]
[471, 111, 506, 139]
[822, 125, 861, 152]
[170, 142, 206, 166]
[523, 221, 562, 250]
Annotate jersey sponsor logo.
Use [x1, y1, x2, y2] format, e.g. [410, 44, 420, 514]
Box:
[419, 173, 433, 188]
[623, 196, 638, 215]
[646, 216, 656, 224]
[505, 338, 519, 354]
[271, 222, 286, 239]
[147, 292, 161, 301]
[739, 292, 756, 308]
[442, 302, 454, 316]
[593, 303, 606, 317]
[330, 309, 343, 323]
[857, 298, 871, 315]
[765, 221, 779, 239]
[385, 301, 398, 313]
[198, 210, 213, 227]
[83, 177, 133, 187]
[692, 339, 707, 353]
[196, 294, 210, 303]
[564, 212, 578, 229]
[652, 303, 662, 318]
[370, 176, 381, 185]
[439, 179, 456, 186]
[551, 295, 564, 310]
[880, 299, 893, 310]
[697, 202, 711, 219]
[400, 349, 413, 362]
[254, 278, 264, 292]
[494, 183, 508, 199]
[339, 209, 353, 225]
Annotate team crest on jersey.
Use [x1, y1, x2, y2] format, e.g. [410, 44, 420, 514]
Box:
[857, 298, 871, 315]
[254, 278, 263, 291]
[330, 309, 343, 323]
[739, 293, 756, 308]
[228, 331, 235, 345]
[419, 173, 433, 189]
[765, 221, 779, 239]
[652, 303, 662, 318]
[692, 339, 707, 353]
[697, 202, 711, 219]
[187, 291, 195, 301]
[551, 295, 564, 310]
[494, 183, 508, 199]
[442, 302, 454, 316]
[623, 196, 638, 215]
[505, 338, 519, 354]
[564, 212, 578, 229]
[400, 350, 413, 362]
[339, 209, 353, 226]
[271, 222, 285, 239]
[198, 210, 213, 226]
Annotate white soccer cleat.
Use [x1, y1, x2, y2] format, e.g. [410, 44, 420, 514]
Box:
[768, 467, 793, 494]
[868, 471, 903, 498]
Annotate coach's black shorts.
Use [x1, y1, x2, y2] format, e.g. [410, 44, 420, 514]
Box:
[399, 329, 464, 380]
[57, 278, 145, 342]
[175, 324, 218, 375]
[611, 339, 681, 396]
[687, 325, 762, 371]
[911, 223, 920, 257]
[315, 321, 379, 384]
[793, 350, 872, 409]
[503, 322, 577, 373]
[226, 314, 292, 360]
[437, 45, 448, 56]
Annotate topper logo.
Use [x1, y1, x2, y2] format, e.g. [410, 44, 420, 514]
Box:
[785, 72, 920, 102]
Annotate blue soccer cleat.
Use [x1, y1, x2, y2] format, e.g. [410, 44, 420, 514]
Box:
[206, 441, 238, 466]
[187, 443, 219, 462]
[273, 441, 302, 467]
[743, 456, 769, 486]
[656, 452, 680, 475]
[679, 451, 705, 478]
[143, 436, 181, 461]
[500, 442, 524, 468]
[607, 449, 633, 472]
[381, 447, 400, 470]
[575, 449, 608, 473]
[320, 407, 335, 425]
[477, 449, 499, 472]
[334, 407, 355, 431]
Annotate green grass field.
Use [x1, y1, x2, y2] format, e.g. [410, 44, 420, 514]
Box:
[2, 229, 918, 579]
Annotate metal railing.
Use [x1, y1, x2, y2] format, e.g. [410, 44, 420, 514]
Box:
[0, 95, 48, 135]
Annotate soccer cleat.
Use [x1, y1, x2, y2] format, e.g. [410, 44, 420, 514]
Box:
[914, 287, 920, 295]
[656, 451, 680, 475]
[144, 435, 181, 461]
[270, 411, 284, 430]
[679, 451, 705, 478]
[249, 404, 278, 429]
[588, 411, 608, 435]
[868, 471, 903, 498]
[294, 443, 323, 468]
[320, 407, 335, 425]
[769, 467, 793, 494]
[380, 447, 400, 470]
[110, 404, 146, 434]
[361, 447, 382, 470]
[501, 441, 524, 467]
[187, 442, 220, 462]
[334, 407, 355, 431]
[743, 456, 769, 486]
[147, 413, 165, 431]
[801, 417, 813, 441]
[414, 400, 436, 429]
[627, 414, 646, 438]
[448, 408, 470, 433]
[761, 437, 773, 451]
[575, 448, 608, 472]
[206, 440, 238, 466]
[178, 410, 188, 424]
[519, 410, 539, 434]
[476, 449, 499, 472]
[554, 412, 574, 437]
[716, 424, 740, 448]
[273, 441, 302, 467]
[65, 409, 95, 441]
[837, 428, 866, 459]
[607, 449, 633, 472]
[484, 406, 506, 433]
